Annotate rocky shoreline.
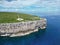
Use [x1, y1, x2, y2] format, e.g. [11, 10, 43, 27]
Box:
[0, 18, 47, 37]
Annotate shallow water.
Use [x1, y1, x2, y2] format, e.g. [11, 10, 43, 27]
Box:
[0, 15, 60, 45]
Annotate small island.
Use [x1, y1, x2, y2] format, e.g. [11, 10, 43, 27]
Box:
[0, 12, 47, 37]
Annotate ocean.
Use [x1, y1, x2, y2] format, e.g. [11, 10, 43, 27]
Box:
[0, 15, 60, 45]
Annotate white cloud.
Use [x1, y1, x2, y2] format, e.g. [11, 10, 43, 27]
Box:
[0, 0, 60, 13]
[1, 0, 38, 8]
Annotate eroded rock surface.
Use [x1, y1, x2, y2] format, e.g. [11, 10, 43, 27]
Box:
[0, 18, 47, 37]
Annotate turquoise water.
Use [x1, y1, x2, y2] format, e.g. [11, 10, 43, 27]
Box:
[0, 15, 60, 45]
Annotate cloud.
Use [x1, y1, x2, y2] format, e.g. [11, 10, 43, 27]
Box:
[1, 0, 38, 8]
[0, 0, 60, 13]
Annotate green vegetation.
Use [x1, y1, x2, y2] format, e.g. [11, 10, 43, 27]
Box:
[0, 12, 40, 23]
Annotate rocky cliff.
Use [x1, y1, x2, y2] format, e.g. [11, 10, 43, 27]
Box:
[0, 18, 47, 37]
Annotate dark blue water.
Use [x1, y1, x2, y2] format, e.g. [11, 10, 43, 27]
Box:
[0, 15, 60, 45]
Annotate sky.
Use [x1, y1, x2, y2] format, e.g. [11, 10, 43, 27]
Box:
[0, 0, 60, 15]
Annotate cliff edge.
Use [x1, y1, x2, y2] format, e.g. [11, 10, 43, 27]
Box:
[0, 18, 47, 37]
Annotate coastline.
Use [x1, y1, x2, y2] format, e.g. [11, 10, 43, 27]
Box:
[10, 28, 38, 37]
[0, 18, 47, 37]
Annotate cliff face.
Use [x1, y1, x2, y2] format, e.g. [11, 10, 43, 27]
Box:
[0, 18, 47, 37]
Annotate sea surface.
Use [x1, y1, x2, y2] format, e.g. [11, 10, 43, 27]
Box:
[0, 15, 60, 45]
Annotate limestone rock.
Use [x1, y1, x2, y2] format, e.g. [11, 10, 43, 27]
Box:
[0, 18, 47, 37]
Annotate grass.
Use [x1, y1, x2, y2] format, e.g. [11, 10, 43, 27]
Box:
[0, 12, 40, 23]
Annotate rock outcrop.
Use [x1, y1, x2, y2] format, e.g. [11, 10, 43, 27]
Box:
[0, 18, 47, 37]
